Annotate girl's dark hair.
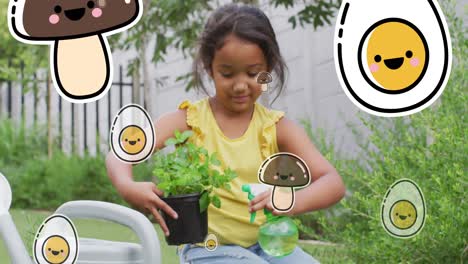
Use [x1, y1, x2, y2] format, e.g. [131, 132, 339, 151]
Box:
[193, 4, 288, 105]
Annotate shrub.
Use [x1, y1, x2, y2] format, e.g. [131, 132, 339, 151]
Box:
[293, 121, 350, 240]
[0, 110, 160, 209]
[0, 119, 48, 165]
[316, 2, 467, 262]
[7, 153, 118, 209]
[0, 120, 155, 209]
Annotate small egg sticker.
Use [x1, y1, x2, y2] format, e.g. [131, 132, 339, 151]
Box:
[204, 233, 218, 252]
[334, 0, 452, 117]
[381, 179, 426, 238]
[110, 104, 155, 164]
[33, 214, 79, 264]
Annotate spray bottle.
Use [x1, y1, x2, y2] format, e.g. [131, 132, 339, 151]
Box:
[242, 184, 299, 257]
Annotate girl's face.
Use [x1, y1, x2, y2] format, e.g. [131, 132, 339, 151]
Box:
[210, 34, 268, 114]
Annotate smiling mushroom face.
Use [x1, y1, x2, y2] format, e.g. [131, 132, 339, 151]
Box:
[16, 0, 139, 40]
[258, 153, 311, 212]
[8, 0, 141, 102]
[256, 71, 272, 92]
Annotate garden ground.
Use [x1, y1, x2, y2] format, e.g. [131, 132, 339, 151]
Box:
[0, 210, 348, 264]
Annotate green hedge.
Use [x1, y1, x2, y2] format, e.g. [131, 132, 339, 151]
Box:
[0, 119, 154, 210]
[311, 2, 467, 262]
[5, 152, 155, 210]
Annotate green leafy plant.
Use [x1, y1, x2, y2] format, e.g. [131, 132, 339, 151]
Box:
[153, 130, 237, 212]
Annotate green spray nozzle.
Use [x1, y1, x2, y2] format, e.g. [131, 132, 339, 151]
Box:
[242, 184, 257, 223]
[242, 184, 276, 223]
[241, 185, 255, 200]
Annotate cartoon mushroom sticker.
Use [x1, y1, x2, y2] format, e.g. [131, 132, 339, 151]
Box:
[8, 0, 142, 103]
[257, 71, 272, 92]
[258, 152, 311, 212]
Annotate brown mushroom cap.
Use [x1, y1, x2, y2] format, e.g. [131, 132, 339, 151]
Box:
[259, 153, 310, 187]
[21, 0, 140, 39]
[256, 72, 272, 84]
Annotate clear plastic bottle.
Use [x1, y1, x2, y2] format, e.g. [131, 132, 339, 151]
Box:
[242, 184, 299, 257]
[258, 215, 298, 257]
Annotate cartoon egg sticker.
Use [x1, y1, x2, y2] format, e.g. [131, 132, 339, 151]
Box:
[381, 179, 426, 238]
[204, 233, 218, 252]
[33, 214, 79, 264]
[334, 0, 452, 117]
[110, 104, 155, 164]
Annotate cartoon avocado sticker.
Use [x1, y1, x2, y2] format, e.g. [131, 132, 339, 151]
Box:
[381, 178, 426, 238]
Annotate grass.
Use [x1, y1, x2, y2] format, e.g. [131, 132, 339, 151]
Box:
[0, 209, 180, 264]
[0, 210, 346, 264]
[302, 243, 352, 264]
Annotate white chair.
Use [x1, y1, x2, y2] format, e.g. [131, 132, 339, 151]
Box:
[0, 172, 162, 264]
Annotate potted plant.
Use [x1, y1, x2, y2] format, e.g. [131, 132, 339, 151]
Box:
[153, 130, 237, 245]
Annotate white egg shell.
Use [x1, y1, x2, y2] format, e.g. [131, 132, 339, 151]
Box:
[334, 0, 452, 117]
[7, 0, 30, 43]
[381, 179, 426, 238]
[33, 214, 79, 264]
[204, 233, 218, 251]
[110, 104, 155, 164]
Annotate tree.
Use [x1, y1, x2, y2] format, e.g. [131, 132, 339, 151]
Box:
[0, 0, 48, 82]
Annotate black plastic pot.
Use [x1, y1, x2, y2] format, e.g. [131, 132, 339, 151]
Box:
[161, 193, 208, 245]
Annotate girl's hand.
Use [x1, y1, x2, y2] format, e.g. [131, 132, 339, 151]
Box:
[121, 181, 178, 236]
[248, 190, 294, 217]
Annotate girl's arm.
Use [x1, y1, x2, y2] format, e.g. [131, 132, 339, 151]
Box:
[106, 109, 190, 235]
[249, 117, 346, 216]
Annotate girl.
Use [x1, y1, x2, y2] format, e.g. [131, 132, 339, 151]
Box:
[106, 4, 345, 264]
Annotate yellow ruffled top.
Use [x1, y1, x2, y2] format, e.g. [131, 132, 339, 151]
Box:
[178, 97, 284, 248]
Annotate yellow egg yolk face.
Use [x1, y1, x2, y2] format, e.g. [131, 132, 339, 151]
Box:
[390, 200, 417, 229]
[206, 239, 217, 250]
[366, 21, 427, 92]
[43, 236, 69, 264]
[119, 125, 146, 155]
